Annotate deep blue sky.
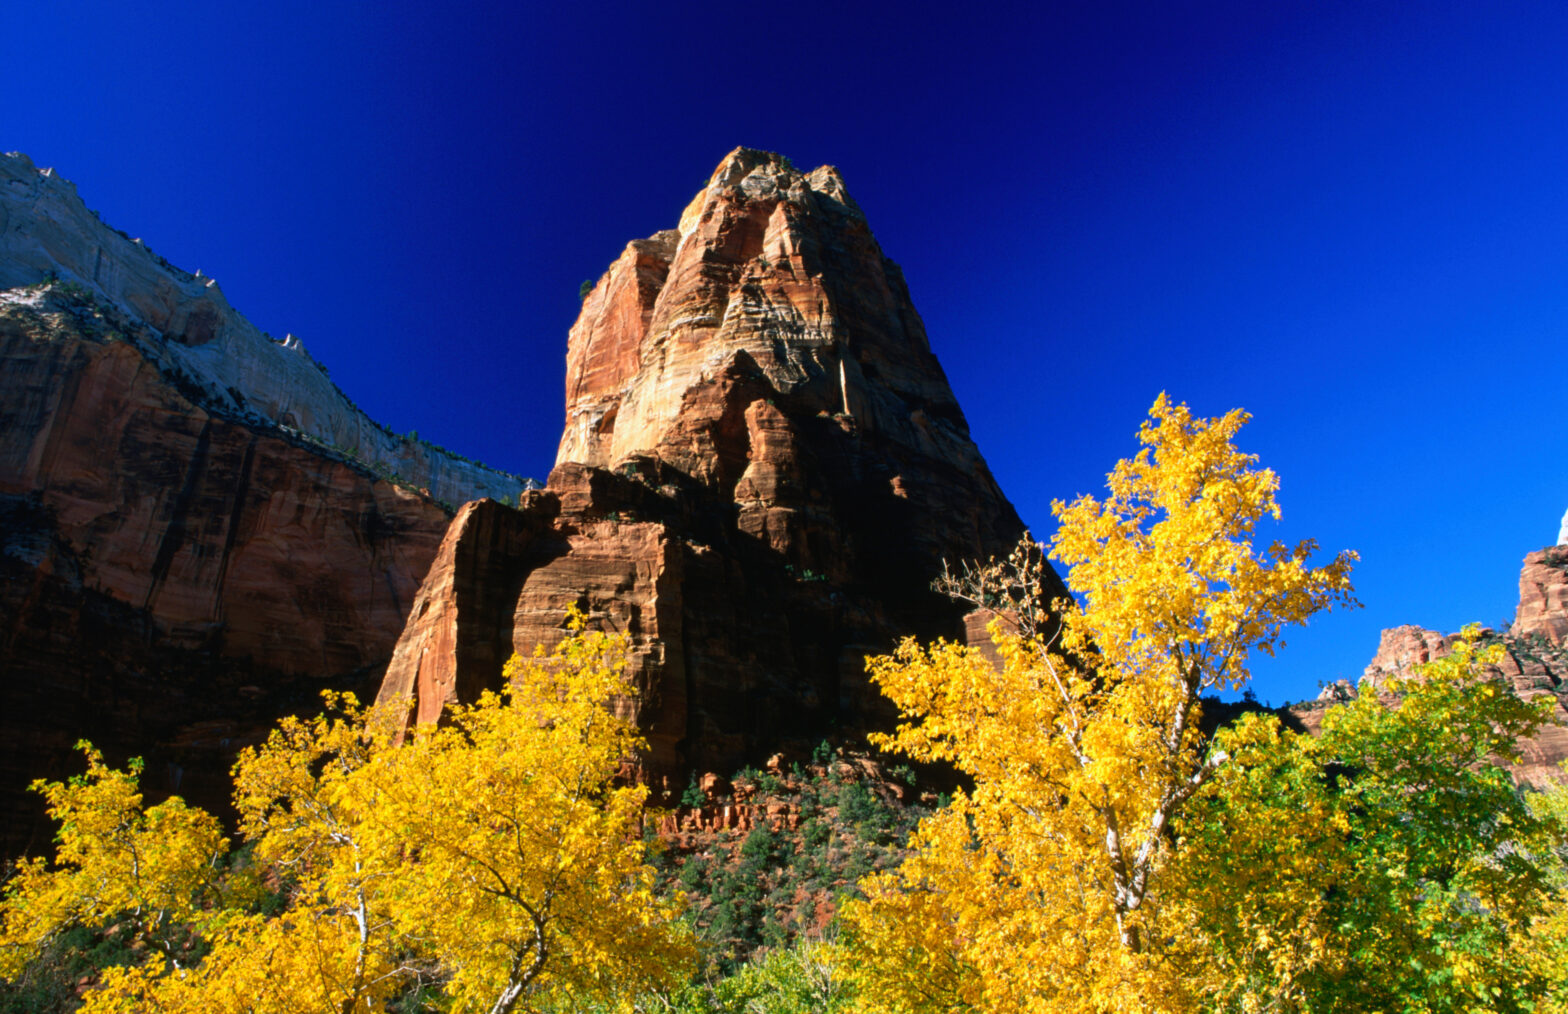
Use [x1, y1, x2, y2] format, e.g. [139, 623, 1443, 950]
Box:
[7, 1, 1567, 705]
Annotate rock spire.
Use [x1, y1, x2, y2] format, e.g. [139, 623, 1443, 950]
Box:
[377, 148, 1066, 789]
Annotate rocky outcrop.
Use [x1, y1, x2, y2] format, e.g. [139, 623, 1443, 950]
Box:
[557, 148, 1025, 575]
[1361, 625, 1459, 686]
[1290, 549, 1568, 785]
[0, 152, 531, 508]
[379, 149, 1067, 793]
[1514, 547, 1568, 645]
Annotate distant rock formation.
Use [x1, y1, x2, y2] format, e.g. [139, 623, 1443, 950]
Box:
[1515, 546, 1568, 645]
[1361, 624, 1460, 686]
[0, 154, 535, 855]
[1291, 547, 1568, 785]
[377, 148, 1066, 793]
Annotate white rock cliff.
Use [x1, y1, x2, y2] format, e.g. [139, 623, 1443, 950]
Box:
[0, 151, 530, 506]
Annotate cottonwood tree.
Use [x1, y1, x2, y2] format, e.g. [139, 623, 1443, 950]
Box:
[841, 395, 1357, 1013]
[6, 610, 693, 1014]
[364, 615, 694, 1013]
[85, 694, 413, 1014]
[0, 745, 229, 987]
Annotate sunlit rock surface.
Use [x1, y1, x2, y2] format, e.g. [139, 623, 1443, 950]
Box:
[1290, 548, 1568, 785]
[0, 152, 530, 508]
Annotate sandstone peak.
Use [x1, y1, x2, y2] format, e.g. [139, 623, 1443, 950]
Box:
[675, 148, 858, 244]
[552, 146, 1032, 601]
[709, 146, 786, 185]
[379, 151, 1065, 787]
[559, 149, 971, 497]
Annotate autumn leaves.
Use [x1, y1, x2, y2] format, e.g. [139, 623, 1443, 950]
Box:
[2, 613, 694, 1013]
[839, 396, 1567, 1012]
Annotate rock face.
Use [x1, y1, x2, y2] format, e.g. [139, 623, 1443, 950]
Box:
[0, 287, 457, 855]
[1290, 549, 1568, 785]
[557, 148, 1024, 575]
[0, 155, 534, 856]
[379, 148, 1066, 792]
[0, 152, 531, 509]
[1514, 547, 1568, 645]
[1361, 625, 1459, 686]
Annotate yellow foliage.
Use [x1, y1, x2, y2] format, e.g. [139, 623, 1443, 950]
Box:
[25, 607, 693, 1014]
[364, 612, 694, 1011]
[1521, 774, 1568, 1014]
[59, 693, 428, 1014]
[0, 744, 227, 981]
[842, 395, 1357, 1013]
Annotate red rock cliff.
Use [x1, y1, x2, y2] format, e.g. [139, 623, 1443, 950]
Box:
[379, 148, 1067, 792]
[558, 148, 1025, 572]
[0, 152, 553, 856]
[0, 288, 463, 854]
[1514, 547, 1568, 645]
[0, 146, 553, 855]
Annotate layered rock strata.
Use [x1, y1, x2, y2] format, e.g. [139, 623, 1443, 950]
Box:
[379, 148, 1067, 792]
[1514, 546, 1568, 645]
[0, 156, 533, 855]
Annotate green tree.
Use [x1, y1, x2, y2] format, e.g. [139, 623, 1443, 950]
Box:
[1169, 629, 1558, 1012]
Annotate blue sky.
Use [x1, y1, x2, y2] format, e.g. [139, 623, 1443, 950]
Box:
[7, 1, 1568, 705]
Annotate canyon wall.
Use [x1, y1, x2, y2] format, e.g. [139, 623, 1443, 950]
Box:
[1, 152, 530, 509]
[0, 155, 535, 855]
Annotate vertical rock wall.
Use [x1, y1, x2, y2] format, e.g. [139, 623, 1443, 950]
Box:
[0, 277, 455, 856]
